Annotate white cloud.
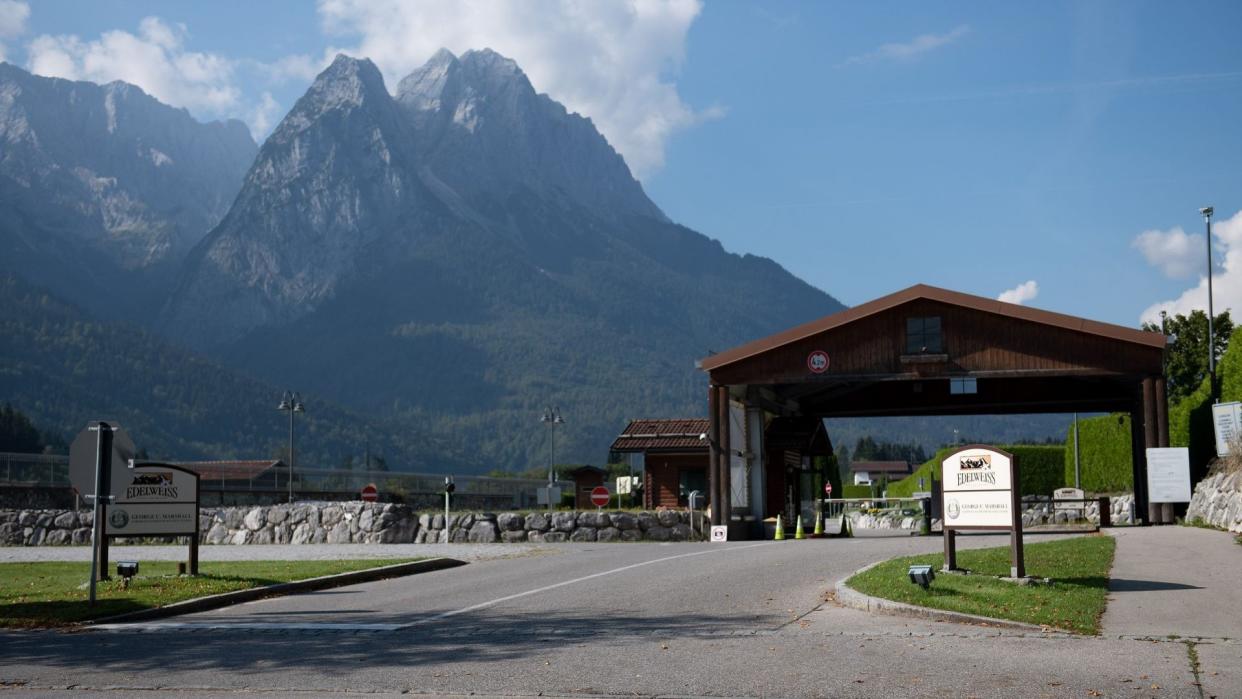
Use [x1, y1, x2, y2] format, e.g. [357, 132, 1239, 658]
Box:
[998, 280, 1038, 305]
[316, 0, 714, 177]
[1142, 209, 1242, 324]
[842, 25, 970, 66]
[249, 91, 281, 135]
[0, 0, 29, 39]
[1132, 226, 1204, 279]
[27, 17, 241, 115]
[254, 53, 323, 85]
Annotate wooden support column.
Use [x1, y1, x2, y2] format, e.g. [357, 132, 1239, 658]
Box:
[708, 386, 721, 527]
[717, 385, 732, 524]
[1143, 377, 1163, 524]
[1129, 403, 1149, 525]
[1155, 377, 1169, 448]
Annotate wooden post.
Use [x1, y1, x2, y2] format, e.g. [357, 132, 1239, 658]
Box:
[1129, 405, 1149, 525]
[707, 385, 721, 527]
[717, 385, 732, 524]
[1010, 453, 1025, 579]
[1143, 378, 1163, 524]
[1155, 377, 1169, 448]
[943, 528, 957, 571]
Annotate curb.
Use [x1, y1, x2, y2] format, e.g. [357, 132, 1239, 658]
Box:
[87, 557, 467, 626]
[833, 561, 1055, 633]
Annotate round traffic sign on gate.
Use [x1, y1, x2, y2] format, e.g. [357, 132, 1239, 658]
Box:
[361, 483, 378, 502]
[824, 482, 833, 496]
[590, 485, 610, 508]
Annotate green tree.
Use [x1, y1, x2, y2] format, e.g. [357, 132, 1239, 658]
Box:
[1144, 310, 1233, 402]
[0, 404, 43, 453]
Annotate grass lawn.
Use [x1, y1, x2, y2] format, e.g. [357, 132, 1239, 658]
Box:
[846, 535, 1115, 634]
[0, 558, 420, 628]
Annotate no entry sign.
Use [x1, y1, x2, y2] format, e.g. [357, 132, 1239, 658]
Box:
[361, 483, 378, 502]
[824, 482, 833, 496]
[590, 486, 610, 508]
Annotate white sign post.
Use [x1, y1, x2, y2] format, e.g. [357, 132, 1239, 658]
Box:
[1145, 448, 1192, 503]
[941, 446, 1024, 578]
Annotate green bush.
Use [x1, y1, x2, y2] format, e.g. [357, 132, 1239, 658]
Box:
[841, 484, 873, 499]
[1064, 415, 1134, 493]
[1170, 377, 1216, 484]
[888, 444, 1068, 497]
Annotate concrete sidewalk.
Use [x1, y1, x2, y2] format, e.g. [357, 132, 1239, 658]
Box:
[1102, 525, 1242, 639]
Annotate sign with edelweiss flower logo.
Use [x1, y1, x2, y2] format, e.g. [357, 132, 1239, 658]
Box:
[105, 463, 199, 536]
[941, 445, 1025, 578]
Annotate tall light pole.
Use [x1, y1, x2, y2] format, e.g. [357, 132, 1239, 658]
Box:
[541, 406, 564, 513]
[1201, 206, 1217, 402]
[278, 391, 305, 503]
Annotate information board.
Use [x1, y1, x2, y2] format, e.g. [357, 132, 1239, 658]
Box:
[1212, 402, 1241, 457]
[1146, 448, 1192, 504]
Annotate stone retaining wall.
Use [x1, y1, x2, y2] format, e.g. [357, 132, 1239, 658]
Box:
[0, 503, 705, 546]
[1186, 468, 1242, 533]
[845, 494, 1135, 530]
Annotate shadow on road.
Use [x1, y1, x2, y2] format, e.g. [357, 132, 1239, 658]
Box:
[1108, 578, 1203, 592]
[0, 608, 772, 673]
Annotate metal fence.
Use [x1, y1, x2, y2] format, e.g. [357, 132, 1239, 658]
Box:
[0, 452, 70, 486]
[0, 452, 569, 509]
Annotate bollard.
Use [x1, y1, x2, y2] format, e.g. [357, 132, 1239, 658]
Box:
[1098, 496, 1111, 528]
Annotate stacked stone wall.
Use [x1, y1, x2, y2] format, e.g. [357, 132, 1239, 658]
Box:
[0, 503, 705, 545]
[1186, 469, 1242, 533]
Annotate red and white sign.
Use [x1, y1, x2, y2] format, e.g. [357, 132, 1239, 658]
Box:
[824, 482, 833, 496]
[807, 350, 830, 374]
[590, 486, 610, 508]
[361, 483, 378, 502]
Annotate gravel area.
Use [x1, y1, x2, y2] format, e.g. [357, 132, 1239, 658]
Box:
[0, 543, 557, 563]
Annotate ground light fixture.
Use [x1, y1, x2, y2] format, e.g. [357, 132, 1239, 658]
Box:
[116, 560, 139, 589]
[908, 564, 935, 590]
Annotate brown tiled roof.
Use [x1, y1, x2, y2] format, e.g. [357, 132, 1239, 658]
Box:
[850, 460, 913, 474]
[699, 283, 1166, 371]
[175, 460, 284, 481]
[610, 419, 711, 452]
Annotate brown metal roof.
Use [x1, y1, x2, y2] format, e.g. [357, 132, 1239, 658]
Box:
[850, 460, 913, 474]
[610, 418, 710, 452]
[699, 283, 1166, 372]
[175, 460, 284, 481]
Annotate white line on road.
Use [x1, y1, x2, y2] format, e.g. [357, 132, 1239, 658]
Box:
[400, 542, 772, 628]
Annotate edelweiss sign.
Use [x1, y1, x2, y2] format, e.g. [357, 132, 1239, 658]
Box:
[941, 448, 1014, 528]
[105, 464, 199, 536]
[941, 445, 1025, 578]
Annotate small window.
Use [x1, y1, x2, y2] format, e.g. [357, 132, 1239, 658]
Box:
[950, 377, 978, 395]
[906, 316, 943, 354]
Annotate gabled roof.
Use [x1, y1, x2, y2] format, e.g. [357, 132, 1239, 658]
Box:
[175, 460, 284, 480]
[699, 284, 1165, 372]
[610, 418, 710, 452]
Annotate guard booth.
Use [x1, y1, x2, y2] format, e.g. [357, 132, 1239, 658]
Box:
[697, 284, 1171, 530]
[763, 417, 834, 530]
[610, 419, 709, 509]
[567, 465, 606, 509]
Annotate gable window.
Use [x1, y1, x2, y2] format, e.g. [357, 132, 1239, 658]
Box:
[906, 316, 943, 354]
[950, 377, 978, 395]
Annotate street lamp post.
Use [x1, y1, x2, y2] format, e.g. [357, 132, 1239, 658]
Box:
[1201, 206, 1217, 402]
[541, 406, 564, 513]
[278, 391, 306, 504]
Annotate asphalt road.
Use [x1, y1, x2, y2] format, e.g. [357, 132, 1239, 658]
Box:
[2, 532, 1236, 698]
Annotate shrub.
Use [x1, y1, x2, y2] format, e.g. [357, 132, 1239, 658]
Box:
[1065, 414, 1134, 493]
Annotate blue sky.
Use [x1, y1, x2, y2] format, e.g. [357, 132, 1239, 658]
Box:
[11, 0, 1242, 328]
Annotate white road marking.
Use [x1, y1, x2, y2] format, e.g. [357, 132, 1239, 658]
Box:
[400, 542, 772, 627]
[93, 542, 772, 633]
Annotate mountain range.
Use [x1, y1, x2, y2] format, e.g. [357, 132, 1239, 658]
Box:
[0, 52, 1069, 470]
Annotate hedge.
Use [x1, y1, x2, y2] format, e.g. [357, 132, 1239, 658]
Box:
[1064, 415, 1133, 493]
[887, 445, 1068, 497]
